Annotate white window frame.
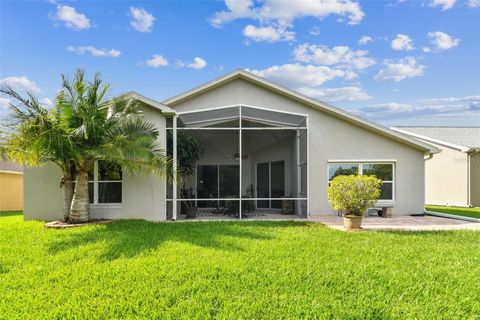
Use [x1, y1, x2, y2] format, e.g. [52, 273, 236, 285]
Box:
[91, 160, 123, 206]
[327, 160, 396, 202]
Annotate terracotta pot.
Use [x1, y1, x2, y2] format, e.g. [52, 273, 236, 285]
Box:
[343, 215, 363, 230]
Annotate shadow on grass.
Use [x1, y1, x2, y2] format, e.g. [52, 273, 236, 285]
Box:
[48, 220, 308, 261]
[0, 211, 23, 217]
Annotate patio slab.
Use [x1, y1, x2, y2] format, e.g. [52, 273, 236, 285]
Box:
[310, 215, 480, 231]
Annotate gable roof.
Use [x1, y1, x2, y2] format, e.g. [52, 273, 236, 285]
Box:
[392, 127, 480, 152]
[163, 69, 439, 154]
[116, 91, 176, 115]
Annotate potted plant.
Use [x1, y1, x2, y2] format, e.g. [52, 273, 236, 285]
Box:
[168, 132, 204, 218]
[327, 175, 382, 230]
[181, 187, 197, 218]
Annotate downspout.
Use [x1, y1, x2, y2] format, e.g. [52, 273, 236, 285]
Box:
[423, 152, 434, 214]
[424, 153, 434, 161]
[467, 151, 471, 207]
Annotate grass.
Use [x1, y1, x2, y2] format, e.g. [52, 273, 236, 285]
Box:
[1, 212, 479, 319]
[426, 205, 480, 219]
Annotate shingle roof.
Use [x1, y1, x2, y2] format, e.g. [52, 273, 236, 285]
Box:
[0, 161, 23, 172]
[393, 127, 480, 151]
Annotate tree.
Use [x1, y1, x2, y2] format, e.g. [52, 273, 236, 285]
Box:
[327, 175, 382, 216]
[1, 69, 173, 223]
[59, 69, 173, 223]
[0, 87, 78, 221]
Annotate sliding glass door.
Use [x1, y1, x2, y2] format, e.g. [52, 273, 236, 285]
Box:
[197, 164, 239, 207]
[256, 161, 285, 209]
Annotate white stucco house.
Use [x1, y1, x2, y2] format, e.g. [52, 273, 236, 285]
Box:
[392, 127, 480, 207]
[24, 70, 438, 221]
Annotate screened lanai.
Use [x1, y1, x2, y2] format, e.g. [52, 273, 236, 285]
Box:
[166, 105, 308, 220]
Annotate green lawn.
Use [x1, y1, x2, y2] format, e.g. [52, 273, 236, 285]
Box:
[1, 212, 479, 319]
[426, 205, 480, 219]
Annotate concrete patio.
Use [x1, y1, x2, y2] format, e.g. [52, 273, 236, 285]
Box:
[311, 215, 480, 231]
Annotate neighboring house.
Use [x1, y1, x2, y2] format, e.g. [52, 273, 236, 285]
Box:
[24, 70, 438, 221]
[392, 127, 480, 207]
[0, 161, 23, 211]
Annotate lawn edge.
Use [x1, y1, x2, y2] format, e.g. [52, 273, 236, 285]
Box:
[425, 210, 480, 223]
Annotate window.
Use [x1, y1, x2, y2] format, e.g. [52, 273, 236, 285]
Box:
[362, 164, 393, 200]
[328, 162, 394, 201]
[328, 163, 359, 181]
[73, 161, 122, 204]
[98, 161, 122, 203]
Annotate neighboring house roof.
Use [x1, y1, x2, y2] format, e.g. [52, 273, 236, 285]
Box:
[392, 127, 480, 152]
[0, 161, 23, 173]
[162, 69, 439, 154]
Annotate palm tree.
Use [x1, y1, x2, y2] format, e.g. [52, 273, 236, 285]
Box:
[0, 87, 78, 221]
[1, 69, 173, 223]
[59, 70, 172, 223]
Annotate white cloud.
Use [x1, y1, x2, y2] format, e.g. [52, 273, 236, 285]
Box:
[418, 95, 480, 104]
[422, 47, 432, 53]
[293, 44, 375, 70]
[67, 46, 121, 57]
[0, 76, 41, 93]
[144, 55, 169, 68]
[391, 34, 414, 51]
[429, 0, 456, 10]
[428, 31, 460, 50]
[177, 57, 207, 70]
[129, 7, 155, 33]
[468, 0, 480, 7]
[53, 5, 91, 30]
[211, 0, 365, 26]
[247, 63, 357, 88]
[243, 24, 295, 42]
[358, 35, 372, 45]
[40, 97, 54, 108]
[298, 86, 372, 102]
[358, 95, 480, 120]
[210, 0, 364, 41]
[375, 57, 425, 82]
[0, 97, 12, 109]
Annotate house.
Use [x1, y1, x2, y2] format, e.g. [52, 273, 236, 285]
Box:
[392, 127, 480, 207]
[0, 161, 23, 211]
[23, 70, 438, 221]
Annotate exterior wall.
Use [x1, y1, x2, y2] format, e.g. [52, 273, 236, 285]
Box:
[24, 163, 63, 220]
[168, 79, 426, 216]
[470, 153, 480, 207]
[0, 171, 23, 211]
[23, 105, 168, 221]
[422, 142, 469, 207]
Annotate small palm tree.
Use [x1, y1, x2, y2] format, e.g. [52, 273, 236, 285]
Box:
[59, 70, 172, 223]
[0, 87, 78, 221]
[1, 69, 173, 223]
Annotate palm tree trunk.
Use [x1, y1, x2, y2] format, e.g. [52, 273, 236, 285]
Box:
[62, 177, 74, 222]
[69, 171, 90, 223]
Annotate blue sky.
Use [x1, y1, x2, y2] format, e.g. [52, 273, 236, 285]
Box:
[1, 0, 479, 126]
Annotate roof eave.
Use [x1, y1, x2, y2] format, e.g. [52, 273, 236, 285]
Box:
[163, 69, 439, 154]
[115, 91, 176, 115]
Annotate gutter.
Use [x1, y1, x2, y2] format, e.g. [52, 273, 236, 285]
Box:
[425, 210, 480, 223]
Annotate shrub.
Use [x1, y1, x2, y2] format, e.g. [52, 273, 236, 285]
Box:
[327, 175, 382, 216]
